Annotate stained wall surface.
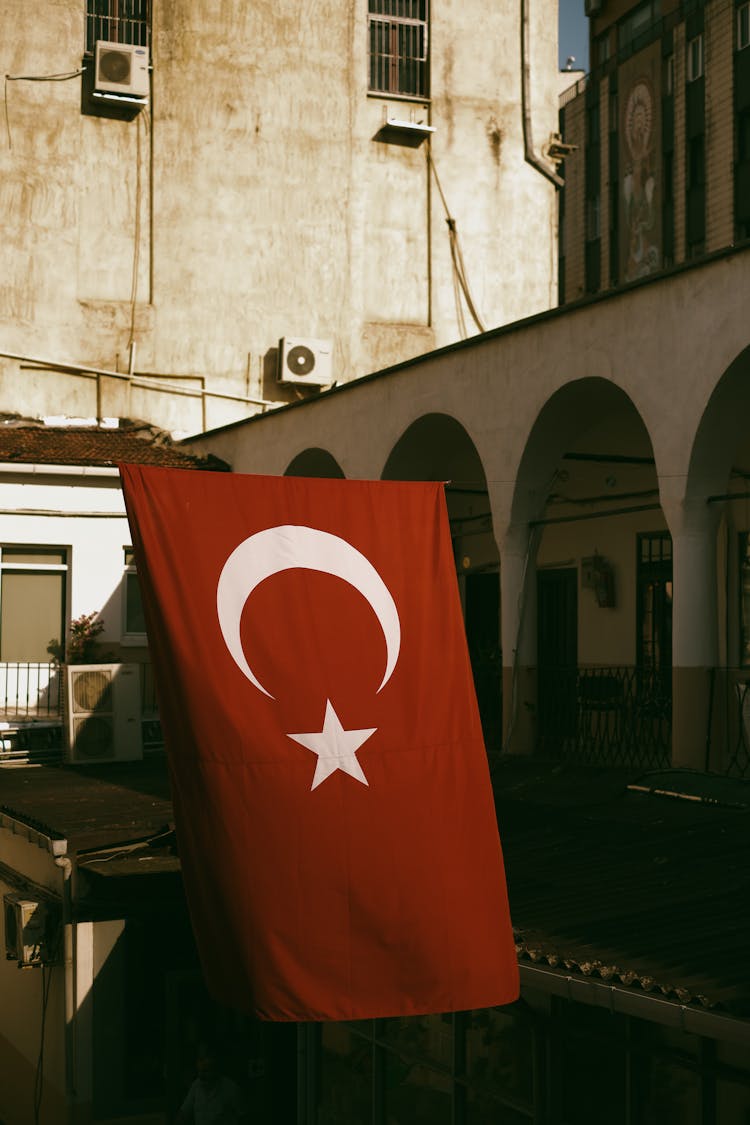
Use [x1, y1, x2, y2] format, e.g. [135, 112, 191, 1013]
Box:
[0, 0, 560, 435]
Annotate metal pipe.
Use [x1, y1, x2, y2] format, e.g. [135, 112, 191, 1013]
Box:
[0, 350, 275, 407]
[708, 491, 750, 503]
[529, 502, 662, 527]
[520, 0, 564, 188]
[52, 848, 75, 1123]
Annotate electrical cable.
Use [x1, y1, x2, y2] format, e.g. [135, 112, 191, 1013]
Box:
[426, 147, 486, 337]
[4, 68, 85, 150]
[33, 962, 54, 1125]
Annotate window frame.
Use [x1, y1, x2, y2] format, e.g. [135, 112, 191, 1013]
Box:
[739, 2, 750, 51]
[636, 532, 673, 700]
[368, 0, 430, 101]
[121, 546, 147, 646]
[0, 546, 69, 663]
[617, 0, 661, 54]
[665, 52, 674, 96]
[686, 33, 704, 82]
[738, 533, 750, 666]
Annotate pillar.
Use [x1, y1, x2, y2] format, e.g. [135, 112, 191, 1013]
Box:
[668, 502, 721, 769]
[499, 523, 538, 756]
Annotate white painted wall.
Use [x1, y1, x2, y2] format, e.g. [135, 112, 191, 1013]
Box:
[0, 468, 135, 655]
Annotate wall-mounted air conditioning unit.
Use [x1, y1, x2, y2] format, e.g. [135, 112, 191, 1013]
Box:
[4, 893, 60, 968]
[94, 41, 149, 100]
[583, 0, 602, 14]
[65, 663, 143, 764]
[277, 338, 333, 387]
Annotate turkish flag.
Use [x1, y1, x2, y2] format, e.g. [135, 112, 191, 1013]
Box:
[120, 464, 518, 1021]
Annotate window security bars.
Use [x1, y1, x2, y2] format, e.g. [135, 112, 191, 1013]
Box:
[537, 663, 750, 778]
[85, 0, 151, 53]
[369, 0, 429, 99]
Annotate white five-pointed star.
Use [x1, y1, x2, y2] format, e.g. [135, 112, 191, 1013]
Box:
[288, 701, 377, 791]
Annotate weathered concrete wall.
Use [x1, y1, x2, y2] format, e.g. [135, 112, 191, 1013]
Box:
[0, 0, 559, 436]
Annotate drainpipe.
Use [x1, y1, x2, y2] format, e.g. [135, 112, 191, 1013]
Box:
[521, 0, 564, 188]
[53, 842, 76, 1125]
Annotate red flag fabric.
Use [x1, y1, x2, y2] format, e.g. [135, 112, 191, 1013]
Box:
[119, 464, 518, 1021]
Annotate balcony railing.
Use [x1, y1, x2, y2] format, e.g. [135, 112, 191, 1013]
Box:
[537, 665, 672, 770]
[0, 661, 163, 765]
[0, 662, 62, 720]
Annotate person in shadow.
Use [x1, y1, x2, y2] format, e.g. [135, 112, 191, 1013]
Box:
[176, 1039, 249, 1125]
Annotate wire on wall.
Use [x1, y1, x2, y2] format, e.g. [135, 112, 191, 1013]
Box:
[426, 147, 487, 338]
[4, 69, 85, 150]
[33, 963, 54, 1125]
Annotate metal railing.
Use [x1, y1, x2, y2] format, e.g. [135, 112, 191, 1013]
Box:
[537, 665, 671, 769]
[705, 669, 750, 779]
[0, 660, 164, 765]
[0, 662, 62, 720]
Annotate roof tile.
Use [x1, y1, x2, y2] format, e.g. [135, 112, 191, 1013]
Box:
[0, 422, 229, 471]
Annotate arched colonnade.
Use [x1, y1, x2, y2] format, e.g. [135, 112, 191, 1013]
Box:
[192, 250, 750, 773]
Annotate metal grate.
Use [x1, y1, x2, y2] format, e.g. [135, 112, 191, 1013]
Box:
[369, 0, 429, 98]
[536, 665, 671, 769]
[85, 0, 151, 52]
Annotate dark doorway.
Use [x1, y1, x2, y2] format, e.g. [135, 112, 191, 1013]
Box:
[537, 568, 578, 753]
[464, 571, 502, 755]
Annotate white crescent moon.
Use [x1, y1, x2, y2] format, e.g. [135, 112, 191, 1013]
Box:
[216, 525, 401, 699]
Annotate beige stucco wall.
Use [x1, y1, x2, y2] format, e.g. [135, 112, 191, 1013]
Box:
[0, 0, 559, 437]
[186, 249, 750, 511]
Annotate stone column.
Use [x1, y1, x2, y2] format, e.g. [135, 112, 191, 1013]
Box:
[667, 501, 721, 769]
[499, 523, 538, 755]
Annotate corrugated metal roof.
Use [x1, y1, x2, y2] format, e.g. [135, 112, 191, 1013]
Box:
[0, 419, 229, 471]
[495, 759, 750, 1017]
[0, 759, 174, 854]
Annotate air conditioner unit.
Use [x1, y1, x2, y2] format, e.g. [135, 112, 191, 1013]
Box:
[93, 41, 149, 99]
[277, 338, 333, 387]
[65, 663, 143, 764]
[584, 0, 602, 14]
[4, 894, 59, 968]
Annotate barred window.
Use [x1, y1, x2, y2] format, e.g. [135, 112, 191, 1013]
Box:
[85, 0, 151, 54]
[369, 0, 429, 99]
